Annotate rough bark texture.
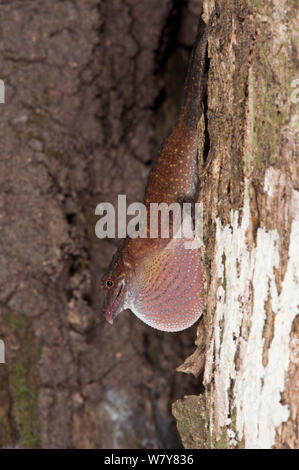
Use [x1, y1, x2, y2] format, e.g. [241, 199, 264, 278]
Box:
[173, 0, 299, 449]
[0, 0, 205, 449]
[1, 0, 298, 450]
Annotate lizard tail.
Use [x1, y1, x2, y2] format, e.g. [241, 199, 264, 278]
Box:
[180, 11, 215, 130]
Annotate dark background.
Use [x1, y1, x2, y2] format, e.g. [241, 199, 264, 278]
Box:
[0, 0, 204, 448]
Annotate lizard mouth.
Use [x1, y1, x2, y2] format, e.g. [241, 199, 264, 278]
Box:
[105, 282, 124, 325]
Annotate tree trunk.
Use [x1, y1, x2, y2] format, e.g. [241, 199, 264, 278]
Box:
[0, 0, 203, 449]
[173, 0, 299, 449]
[1, 0, 298, 450]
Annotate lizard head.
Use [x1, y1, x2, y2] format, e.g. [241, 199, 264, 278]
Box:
[102, 247, 133, 325]
[102, 237, 203, 332]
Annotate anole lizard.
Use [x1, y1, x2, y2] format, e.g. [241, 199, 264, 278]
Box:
[102, 14, 213, 332]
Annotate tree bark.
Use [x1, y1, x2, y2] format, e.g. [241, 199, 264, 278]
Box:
[0, 0, 203, 449]
[1, 0, 298, 450]
[173, 0, 299, 449]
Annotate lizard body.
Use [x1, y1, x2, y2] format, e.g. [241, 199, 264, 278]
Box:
[102, 15, 212, 332]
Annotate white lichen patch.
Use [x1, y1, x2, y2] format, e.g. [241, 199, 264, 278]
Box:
[99, 388, 133, 449]
[206, 177, 299, 449]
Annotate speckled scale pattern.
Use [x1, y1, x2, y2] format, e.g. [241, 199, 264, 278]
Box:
[132, 239, 203, 332]
[145, 126, 198, 207]
[103, 17, 210, 332]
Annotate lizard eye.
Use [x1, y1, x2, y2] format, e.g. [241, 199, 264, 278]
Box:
[106, 279, 114, 288]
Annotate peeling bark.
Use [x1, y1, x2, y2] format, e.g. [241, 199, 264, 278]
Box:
[174, 0, 299, 449]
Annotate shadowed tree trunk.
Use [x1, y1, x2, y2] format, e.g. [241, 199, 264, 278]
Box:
[173, 0, 299, 449]
[0, 0, 204, 449]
